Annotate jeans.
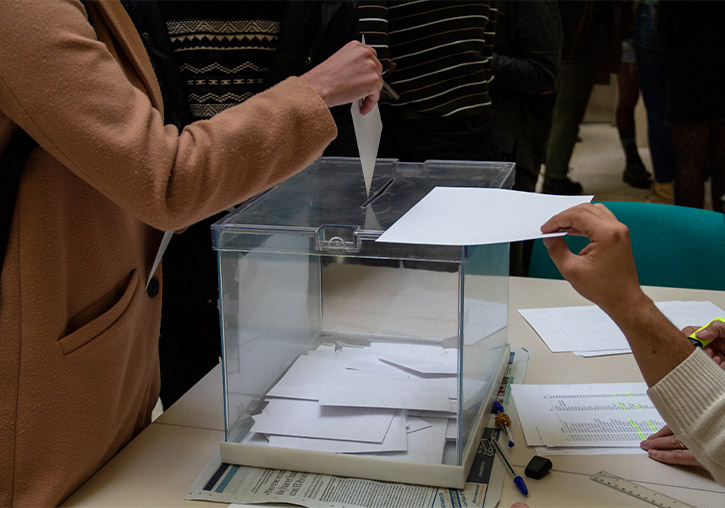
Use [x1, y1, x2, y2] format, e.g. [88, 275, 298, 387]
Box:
[544, 58, 597, 182]
[634, 3, 675, 183]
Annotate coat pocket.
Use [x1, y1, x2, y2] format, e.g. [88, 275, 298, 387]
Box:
[58, 270, 139, 355]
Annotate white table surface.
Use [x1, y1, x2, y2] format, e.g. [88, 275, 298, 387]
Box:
[63, 276, 725, 507]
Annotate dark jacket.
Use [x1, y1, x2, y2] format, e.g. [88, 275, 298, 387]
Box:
[490, 0, 562, 183]
[120, 1, 359, 305]
[557, 0, 626, 82]
[123, 1, 358, 129]
[656, 1, 725, 124]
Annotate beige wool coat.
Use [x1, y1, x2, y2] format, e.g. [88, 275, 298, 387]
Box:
[0, 1, 336, 505]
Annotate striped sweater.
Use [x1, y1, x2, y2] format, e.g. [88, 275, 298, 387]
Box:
[359, 1, 496, 118]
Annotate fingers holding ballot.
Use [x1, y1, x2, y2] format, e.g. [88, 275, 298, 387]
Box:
[301, 40, 383, 114]
[540, 203, 648, 320]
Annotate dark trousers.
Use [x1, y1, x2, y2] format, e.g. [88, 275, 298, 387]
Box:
[158, 215, 222, 409]
[544, 58, 597, 182]
[634, 3, 675, 183]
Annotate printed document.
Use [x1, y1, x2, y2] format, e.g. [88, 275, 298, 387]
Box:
[512, 382, 665, 450]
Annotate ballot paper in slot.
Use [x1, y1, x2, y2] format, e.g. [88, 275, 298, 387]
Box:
[211, 157, 514, 488]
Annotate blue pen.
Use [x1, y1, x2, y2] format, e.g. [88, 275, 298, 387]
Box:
[490, 435, 528, 496]
[493, 401, 515, 447]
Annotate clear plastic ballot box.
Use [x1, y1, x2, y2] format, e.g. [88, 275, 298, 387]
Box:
[211, 157, 515, 488]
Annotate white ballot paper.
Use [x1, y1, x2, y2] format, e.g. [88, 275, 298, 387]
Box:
[351, 34, 382, 196]
[376, 187, 592, 245]
[351, 96, 382, 196]
[317, 370, 452, 412]
[250, 399, 395, 443]
[146, 230, 173, 288]
[268, 410, 408, 454]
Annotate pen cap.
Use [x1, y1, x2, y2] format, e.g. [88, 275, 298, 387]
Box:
[514, 475, 529, 496]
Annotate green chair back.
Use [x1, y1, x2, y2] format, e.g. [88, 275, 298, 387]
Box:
[528, 201, 725, 290]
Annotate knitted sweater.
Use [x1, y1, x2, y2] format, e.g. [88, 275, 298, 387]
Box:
[648, 348, 725, 484]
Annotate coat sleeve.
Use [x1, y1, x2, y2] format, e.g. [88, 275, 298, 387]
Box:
[0, 0, 337, 231]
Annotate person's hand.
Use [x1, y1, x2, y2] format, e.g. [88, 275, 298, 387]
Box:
[682, 320, 725, 368]
[540, 203, 648, 319]
[301, 40, 383, 114]
[640, 425, 706, 469]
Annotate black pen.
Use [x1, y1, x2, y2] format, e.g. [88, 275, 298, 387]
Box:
[490, 435, 528, 496]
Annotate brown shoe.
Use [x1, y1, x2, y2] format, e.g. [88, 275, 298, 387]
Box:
[645, 181, 674, 205]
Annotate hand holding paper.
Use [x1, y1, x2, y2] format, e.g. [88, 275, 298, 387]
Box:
[300, 40, 382, 111]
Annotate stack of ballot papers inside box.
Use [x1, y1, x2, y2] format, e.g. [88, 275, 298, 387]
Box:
[519, 300, 725, 357]
[245, 342, 465, 464]
[511, 382, 666, 456]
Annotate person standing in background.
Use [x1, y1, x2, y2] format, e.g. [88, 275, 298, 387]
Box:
[634, 0, 675, 204]
[657, 1, 725, 212]
[490, 0, 562, 275]
[122, 0, 361, 409]
[358, 0, 499, 163]
[542, 1, 626, 196]
[616, 24, 653, 190]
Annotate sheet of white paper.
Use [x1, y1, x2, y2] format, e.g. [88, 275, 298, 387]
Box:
[146, 230, 173, 288]
[318, 369, 452, 412]
[308, 347, 411, 377]
[268, 410, 407, 454]
[535, 445, 646, 456]
[266, 355, 346, 400]
[351, 101, 382, 196]
[445, 418, 457, 441]
[575, 349, 631, 357]
[406, 416, 433, 434]
[657, 300, 725, 330]
[376, 187, 592, 246]
[242, 432, 269, 445]
[369, 417, 448, 464]
[463, 298, 508, 345]
[520, 301, 725, 355]
[250, 398, 395, 443]
[408, 409, 457, 419]
[511, 383, 666, 448]
[369, 342, 458, 375]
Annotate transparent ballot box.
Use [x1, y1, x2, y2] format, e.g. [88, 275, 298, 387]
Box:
[212, 157, 514, 488]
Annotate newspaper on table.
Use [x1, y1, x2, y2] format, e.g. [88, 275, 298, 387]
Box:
[185, 349, 529, 508]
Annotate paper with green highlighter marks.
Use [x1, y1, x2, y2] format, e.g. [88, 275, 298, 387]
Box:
[689, 317, 725, 348]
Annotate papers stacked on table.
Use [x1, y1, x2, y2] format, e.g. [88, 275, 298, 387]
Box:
[519, 300, 725, 357]
[512, 382, 665, 456]
[247, 342, 461, 464]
